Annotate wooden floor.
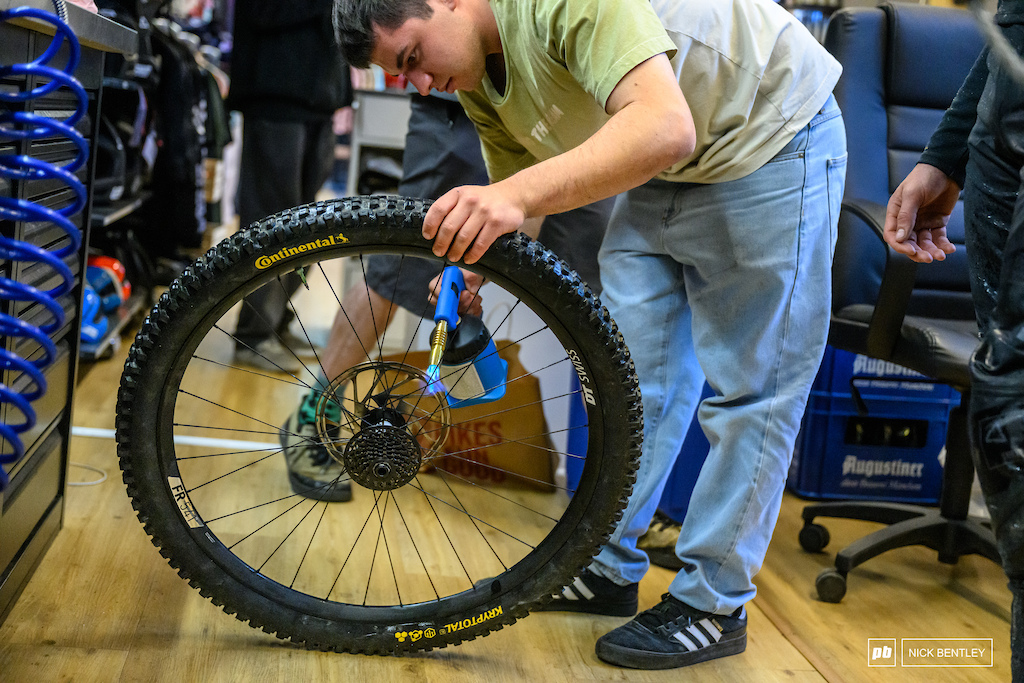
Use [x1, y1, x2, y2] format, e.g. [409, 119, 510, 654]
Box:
[0, 336, 1013, 682]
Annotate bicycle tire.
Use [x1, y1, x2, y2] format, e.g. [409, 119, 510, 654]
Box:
[115, 195, 641, 654]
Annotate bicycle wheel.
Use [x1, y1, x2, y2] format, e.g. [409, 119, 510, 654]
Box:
[116, 195, 641, 653]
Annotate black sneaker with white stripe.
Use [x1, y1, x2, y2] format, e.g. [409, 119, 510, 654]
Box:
[534, 568, 639, 617]
[595, 593, 746, 669]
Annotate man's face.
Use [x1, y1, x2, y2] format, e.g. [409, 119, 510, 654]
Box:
[370, 0, 487, 96]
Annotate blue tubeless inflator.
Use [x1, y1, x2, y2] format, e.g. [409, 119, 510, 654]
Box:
[425, 266, 508, 408]
[0, 4, 87, 491]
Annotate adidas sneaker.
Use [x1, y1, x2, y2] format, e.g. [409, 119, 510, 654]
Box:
[596, 593, 747, 669]
[534, 567, 638, 617]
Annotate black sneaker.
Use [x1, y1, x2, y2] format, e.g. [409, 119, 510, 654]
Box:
[280, 391, 352, 503]
[596, 594, 746, 669]
[637, 509, 684, 571]
[534, 568, 639, 617]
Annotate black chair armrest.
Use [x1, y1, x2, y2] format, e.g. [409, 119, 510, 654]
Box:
[839, 197, 919, 358]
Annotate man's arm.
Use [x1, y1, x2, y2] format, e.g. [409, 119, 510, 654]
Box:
[423, 53, 695, 264]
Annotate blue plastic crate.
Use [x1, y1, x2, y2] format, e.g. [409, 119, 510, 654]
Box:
[787, 346, 961, 504]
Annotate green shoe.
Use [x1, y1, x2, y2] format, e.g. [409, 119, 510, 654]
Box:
[279, 391, 351, 502]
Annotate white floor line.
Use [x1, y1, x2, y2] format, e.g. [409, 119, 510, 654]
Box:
[71, 426, 279, 451]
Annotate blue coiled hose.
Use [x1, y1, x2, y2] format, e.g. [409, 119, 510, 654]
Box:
[0, 4, 87, 491]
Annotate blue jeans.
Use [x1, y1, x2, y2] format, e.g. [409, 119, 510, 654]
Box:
[592, 95, 847, 615]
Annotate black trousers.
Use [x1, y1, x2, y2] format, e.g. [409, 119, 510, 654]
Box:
[233, 116, 335, 347]
[963, 24, 1024, 682]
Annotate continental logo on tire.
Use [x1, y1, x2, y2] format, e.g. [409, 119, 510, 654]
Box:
[255, 233, 349, 269]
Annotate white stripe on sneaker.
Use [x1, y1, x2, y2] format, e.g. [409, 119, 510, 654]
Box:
[697, 618, 722, 642]
[572, 577, 595, 600]
[686, 624, 711, 648]
[560, 586, 579, 600]
[672, 631, 699, 652]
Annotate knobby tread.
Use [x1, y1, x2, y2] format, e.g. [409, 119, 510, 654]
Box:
[115, 195, 641, 654]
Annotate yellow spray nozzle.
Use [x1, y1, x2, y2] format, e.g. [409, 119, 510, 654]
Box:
[428, 318, 449, 369]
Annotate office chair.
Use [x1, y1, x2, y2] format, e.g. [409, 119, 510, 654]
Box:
[797, 2, 1000, 603]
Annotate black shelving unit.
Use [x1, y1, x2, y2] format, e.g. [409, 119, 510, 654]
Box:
[0, 0, 135, 625]
[79, 189, 152, 362]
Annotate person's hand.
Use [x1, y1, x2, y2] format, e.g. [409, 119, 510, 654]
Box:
[422, 184, 527, 264]
[883, 163, 961, 263]
[333, 107, 354, 136]
[427, 268, 485, 317]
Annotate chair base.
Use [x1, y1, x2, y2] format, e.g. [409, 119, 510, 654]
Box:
[800, 501, 1000, 602]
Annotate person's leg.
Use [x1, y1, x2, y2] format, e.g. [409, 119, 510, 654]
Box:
[965, 31, 1024, 682]
[234, 117, 330, 363]
[593, 99, 845, 670]
[587, 186, 706, 588]
[667, 100, 845, 615]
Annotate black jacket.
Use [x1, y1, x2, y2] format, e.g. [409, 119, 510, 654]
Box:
[919, 0, 1024, 185]
[226, 0, 352, 120]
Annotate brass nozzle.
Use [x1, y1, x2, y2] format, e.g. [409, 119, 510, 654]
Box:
[428, 319, 449, 368]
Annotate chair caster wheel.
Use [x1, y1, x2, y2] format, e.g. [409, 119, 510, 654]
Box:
[816, 568, 847, 603]
[799, 522, 830, 553]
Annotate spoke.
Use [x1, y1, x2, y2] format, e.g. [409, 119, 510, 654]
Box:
[389, 492, 441, 602]
[288, 491, 335, 589]
[188, 449, 281, 490]
[281, 276, 331, 383]
[327, 492, 387, 602]
[204, 473, 354, 524]
[378, 491, 403, 606]
[384, 326, 557, 410]
[174, 447, 278, 461]
[410, 474, 475, 587]
[418, 466, 562, 523]
[420, 420, 574, 462]
[404, 384, 585, 437]
[363, 490, 389, 606]
[314, 260, 376, 368]
[431, 450, 573, 492]
[192, 354, 311, 388]
[406, 479, 535, 550]
[177, 389, 300, 438]
[212, 322, 313, 385]
[256, 487, 333, 575]
[224, 495, 314, 552]
[173, 423, 285, 438]
[432, 467, 511, 573]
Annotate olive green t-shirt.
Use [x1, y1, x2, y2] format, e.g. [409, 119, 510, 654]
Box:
[458, 0, 842, 184]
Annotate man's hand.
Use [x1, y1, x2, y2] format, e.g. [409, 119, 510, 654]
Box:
[428, 268, 485, 317]
[422, 184, 527, 264]
[883, 163, 961, 263]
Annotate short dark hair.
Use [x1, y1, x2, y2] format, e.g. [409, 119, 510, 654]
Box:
[334, 0, 435, 68]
